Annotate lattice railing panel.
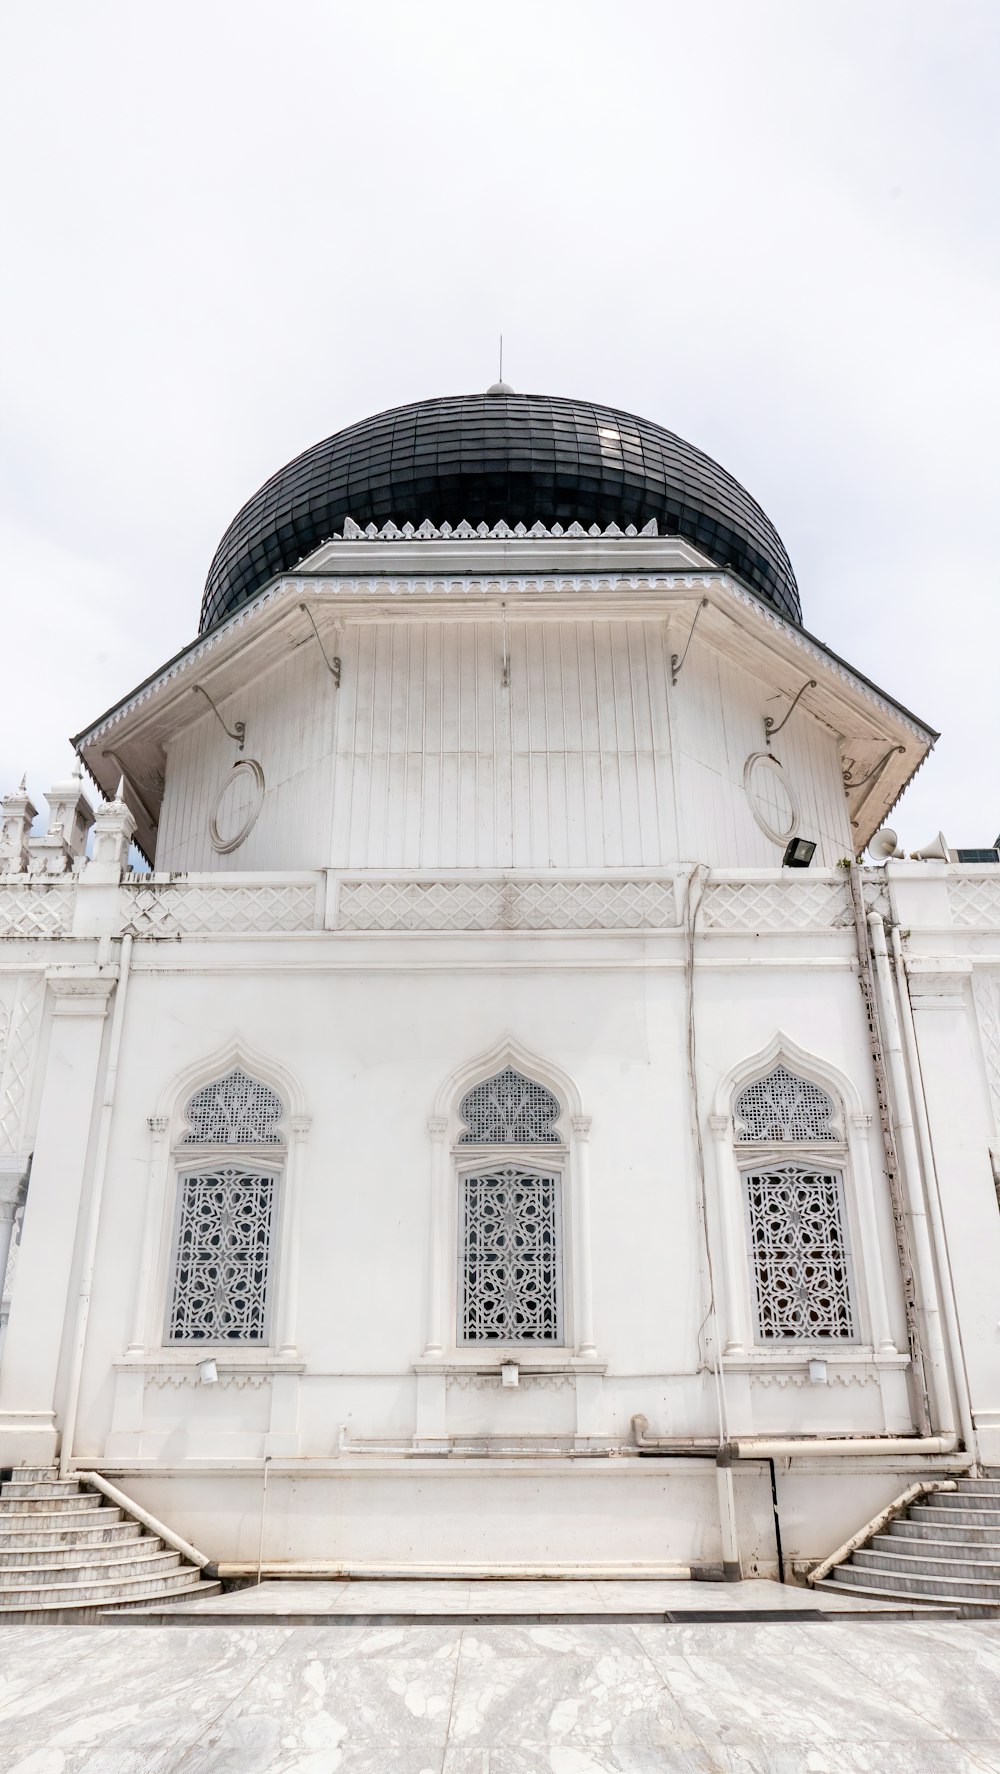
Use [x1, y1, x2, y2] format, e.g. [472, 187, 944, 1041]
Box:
[0, 883, 74, 938]
[459, 1068, 561, 1144]
[181, 1068, 285, 1145]
[735, 1065, 838, 1143]
[0, 975, 45, 1155]
[335, 877, 677, 932]
[702, 879, 851, 932]
[460, 1165, 562, 1343]
[744, 1162, 855, 1341]
[972, 972, 1000, 1138]
[121, 882, 318, 937]
[949, 878, 1000, 929]
[168, 1166, 278, 1342]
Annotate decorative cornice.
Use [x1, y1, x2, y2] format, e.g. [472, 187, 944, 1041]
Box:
[73, 564, 934, 753]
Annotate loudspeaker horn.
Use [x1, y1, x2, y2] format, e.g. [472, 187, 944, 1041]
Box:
[868, 828, 901, 861]
[910, 831, 951, 862]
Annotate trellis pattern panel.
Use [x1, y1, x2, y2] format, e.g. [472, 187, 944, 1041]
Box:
[334, 876, 677, 931]
[0, 884, 74, 938]
[168, 1166, 278, 1342]
[181, 1069, 285, 1145]
[120, 880, 319, 936]
[702, 879, 852, 931]
[949, 877, 1000, 930]
[743, 1162, 855, 1341]
[458, 1069, 561, 1144]
[460, 1166, 562, 1343]
[735, 1066, 838, 1143]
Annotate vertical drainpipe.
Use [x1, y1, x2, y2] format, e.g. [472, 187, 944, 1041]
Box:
[59, 934, 133, 1477]
[889, 924, 976, 1462]
[866, 914, 955, 1439]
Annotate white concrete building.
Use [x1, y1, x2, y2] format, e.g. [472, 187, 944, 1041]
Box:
[1, 389, 998, 1588]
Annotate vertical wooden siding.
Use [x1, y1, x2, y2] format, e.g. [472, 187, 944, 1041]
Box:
[155, 617, 851, 873]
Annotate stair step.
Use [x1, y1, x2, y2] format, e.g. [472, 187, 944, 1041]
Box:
[0, 1507, 125, 1538]
[0, 1493, 108, 1514]
[0, 1522, 141, 1553]
[0, 1580, 223, 1624]
[954, 1480, 1000, 1496]
[891, 1516, 1000, 1543]
[2, 1468, 60, 1483]
[835, 1562, 1000, 1603]
[0, 1549, 181, 1589]
[914, 1504, 1000, 1518]
[0, 1563, 208, 1610]
[876, 1532, 1000, 1565]
[1, 1481, 89, 1500]
[0, 1531, 149, 1567]
[919, 1505, 1000, 1528]
[813, 1576, 980, 1613]
[858, 1545, 1000, 1580]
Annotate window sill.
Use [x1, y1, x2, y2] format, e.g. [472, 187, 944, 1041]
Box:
[723, 1349, 909, 1374]
[115, 1353, 306, 1375]
[413, 1351, 606, 1377]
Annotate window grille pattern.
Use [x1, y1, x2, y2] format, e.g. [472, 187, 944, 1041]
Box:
[744, 1162, 855, 1341]
[181, 1068, 284, 1145]
[735, 1065, 837, 1143]
[168, 1167, 277, 1342]
[458, 1068, 561, 1144]
[461, 1166, 562, 1342]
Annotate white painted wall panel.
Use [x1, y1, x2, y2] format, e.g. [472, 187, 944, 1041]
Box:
[155, 613, 852, 873]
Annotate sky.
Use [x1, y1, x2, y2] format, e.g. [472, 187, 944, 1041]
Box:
[1, 0, 997, 852]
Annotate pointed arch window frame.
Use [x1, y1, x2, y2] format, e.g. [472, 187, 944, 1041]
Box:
[126, 1047, 311, 1364]
[421, 1043, 598, 1368]
[707, 1038, 899, 1363]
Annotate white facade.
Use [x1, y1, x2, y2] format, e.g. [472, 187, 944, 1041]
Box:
[1, 520, 998, 1581]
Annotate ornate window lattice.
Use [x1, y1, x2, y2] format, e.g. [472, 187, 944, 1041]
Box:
[734, 1065, 837, 1144]
[460, 1166, 562, 1343]
[458, 1068, 561, 1144]
[167, 1166, 278, 1343]
[743, 1162, 855, 1341]
[181, 1068, 284, 1145]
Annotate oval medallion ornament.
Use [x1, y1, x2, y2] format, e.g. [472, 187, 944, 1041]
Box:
[743, 751, 799, 846]
[209, 758, 265, 855]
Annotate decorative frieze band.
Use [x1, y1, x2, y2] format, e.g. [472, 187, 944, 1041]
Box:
[334, 877, 679, 933]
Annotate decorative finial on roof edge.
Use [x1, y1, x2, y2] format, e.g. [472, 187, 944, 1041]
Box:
[337, 516, 657, 542]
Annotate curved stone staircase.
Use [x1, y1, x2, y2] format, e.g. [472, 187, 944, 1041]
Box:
[0, 1467, 220, 1622]
[812, 1476, 1000, 1614]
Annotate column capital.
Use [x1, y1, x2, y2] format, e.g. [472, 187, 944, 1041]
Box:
[45, 969, 116, 1016]
[708, 1113, 730, 1141]
[428, 1116, 449, 1142]
[289, 1115, 312, 1143]
[571, 1114, 592, 1140]
[147, 1116, 169, 1138]
[850, 1111, 873, 1132]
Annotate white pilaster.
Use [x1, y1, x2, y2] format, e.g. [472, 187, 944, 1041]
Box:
[571, 1115, 596, 1359]
[0, 969, 114, 1464]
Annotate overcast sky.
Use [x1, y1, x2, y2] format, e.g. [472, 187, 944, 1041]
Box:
[1, 0, 997, 851]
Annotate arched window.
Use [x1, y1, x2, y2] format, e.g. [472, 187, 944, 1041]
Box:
[734, 1063, 856, 1343]
[457, 1066, 564, 1344]
[167, 1067, 284, 1344]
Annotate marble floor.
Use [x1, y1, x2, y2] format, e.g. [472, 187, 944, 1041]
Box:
[133, 1577, 916, 1621]
[1, 1617, 999, 1772]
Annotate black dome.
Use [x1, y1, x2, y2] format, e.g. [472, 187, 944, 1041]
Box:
[201, 392, 800, 631]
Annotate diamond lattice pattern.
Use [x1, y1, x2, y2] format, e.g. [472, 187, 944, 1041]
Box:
[461, 1166, 562, 1343]
[950, 878, 1000, 930]
[458, 1069, 561, 1144]
[744, 1162, 855, 1341]
[168, 1166, 277, 1342]
[335, 878, 677, 932]
[121, 883, 317, 937]
[735, 1065, 837, 1143]
[0, 885, 74, 938]
[182, 1068, 285, 1145]
[703, 880, 851, 932]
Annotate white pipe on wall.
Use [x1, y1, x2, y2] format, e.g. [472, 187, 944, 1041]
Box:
[890, 925, 978, 1464]
[867, 914, 955, 1439]
[59, 935, 133, 1477]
